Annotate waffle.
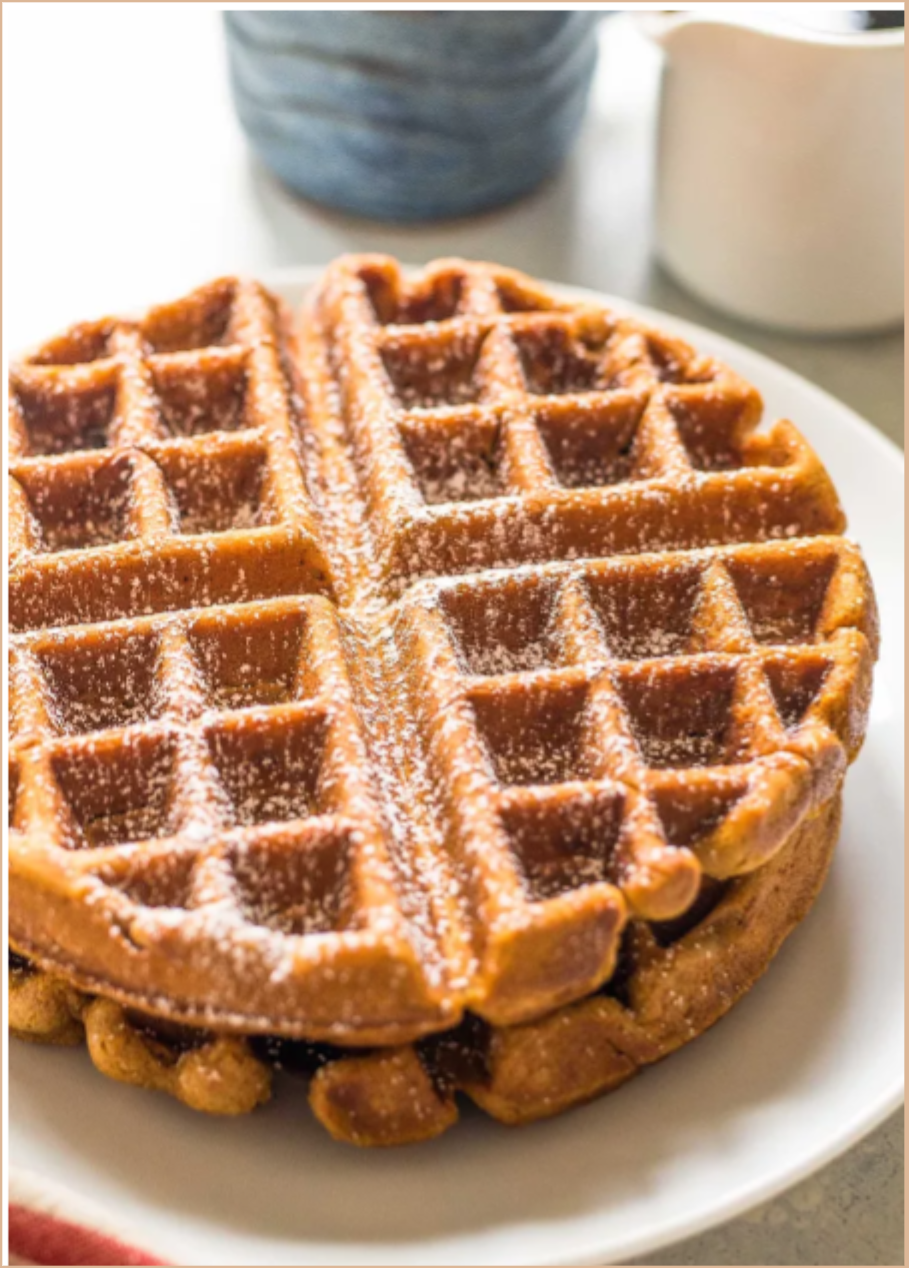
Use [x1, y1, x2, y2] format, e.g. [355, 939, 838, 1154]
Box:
[9, 279, 333, 632]
[9, 786, 841, 1141]
[308, 256, 848, 600]
[8, 256, 878, 1145]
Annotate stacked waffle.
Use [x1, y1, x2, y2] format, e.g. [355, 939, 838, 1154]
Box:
[8, 257, 877, 1145]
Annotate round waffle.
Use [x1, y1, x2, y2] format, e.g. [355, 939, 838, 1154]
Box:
[10, 784, 842, 1143]
[8, 258, 878, 1144]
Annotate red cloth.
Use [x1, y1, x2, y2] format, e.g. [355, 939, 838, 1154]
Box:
[9, 1205, 170, 1265]
[8, 1172, 171, 1267]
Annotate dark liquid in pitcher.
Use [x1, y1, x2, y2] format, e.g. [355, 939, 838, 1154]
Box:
[850, 9, 904, 29]
[795, 9, 904, 33]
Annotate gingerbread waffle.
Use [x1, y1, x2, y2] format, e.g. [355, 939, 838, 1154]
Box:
[308, 256, 846, 600]
[9, 787, 842, 1141]
[9, 278, 332, 630]
[8, 256, 878, 1145]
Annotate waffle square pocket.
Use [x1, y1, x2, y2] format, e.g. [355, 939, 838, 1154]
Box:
[8, 256, 878, 1146]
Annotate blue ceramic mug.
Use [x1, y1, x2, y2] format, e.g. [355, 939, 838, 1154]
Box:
[223, 11, 600, 222]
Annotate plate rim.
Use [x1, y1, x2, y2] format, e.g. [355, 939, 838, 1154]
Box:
[11, 265, 904, 1267]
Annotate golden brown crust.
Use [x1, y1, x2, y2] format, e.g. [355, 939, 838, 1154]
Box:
[10, 788, 839, 1143]
[315, 789, 841, 1140]
[9, 546, 873, 1043]
[10, 968, 272, 1115]
[7, 258, 876, 1142]
[9, 962, 86, 1046]
[83, 998, 272, 1116]
[311, 1048, 459, 1146]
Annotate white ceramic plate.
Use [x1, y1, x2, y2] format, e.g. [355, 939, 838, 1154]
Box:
[10, 271, 904, 1267]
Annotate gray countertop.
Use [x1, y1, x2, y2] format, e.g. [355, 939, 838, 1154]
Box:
[629, 1113, 904, 1266]
[8, 8, 903, 1265]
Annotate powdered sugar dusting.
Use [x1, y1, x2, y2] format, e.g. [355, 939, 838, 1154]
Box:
[8, 258, 875, 1056]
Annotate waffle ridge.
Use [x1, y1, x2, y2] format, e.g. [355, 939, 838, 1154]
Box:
[10, 278, 333, 630]
[9, 256, 878, 1142]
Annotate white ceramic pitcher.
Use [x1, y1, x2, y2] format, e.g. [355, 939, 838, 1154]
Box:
[640, 9, 903, 333]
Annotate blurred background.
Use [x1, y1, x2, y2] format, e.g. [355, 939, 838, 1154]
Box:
[5, 7, 903, 1262]
[6, 5, 903, 450]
